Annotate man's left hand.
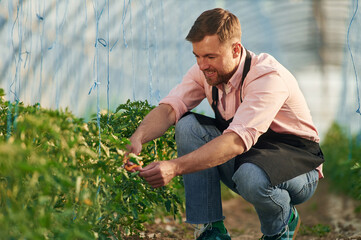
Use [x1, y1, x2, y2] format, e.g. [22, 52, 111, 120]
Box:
[138, 161, 177, 188]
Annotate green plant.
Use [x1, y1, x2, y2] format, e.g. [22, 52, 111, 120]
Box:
[0, 91, 183, 239]
[321, 122, 361, 205]
[299, 223, 331, 237]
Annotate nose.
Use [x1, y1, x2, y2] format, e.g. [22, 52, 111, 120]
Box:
[197, 57, 209, 71]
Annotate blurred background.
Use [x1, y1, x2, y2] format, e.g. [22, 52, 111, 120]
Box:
[0, 0, 360, 139]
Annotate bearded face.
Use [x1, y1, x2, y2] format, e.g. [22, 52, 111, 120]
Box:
[192, 35, 241, 86]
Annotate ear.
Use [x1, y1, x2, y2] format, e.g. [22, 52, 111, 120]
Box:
[232, 42, 242, 58]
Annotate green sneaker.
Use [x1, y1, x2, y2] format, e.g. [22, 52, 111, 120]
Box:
[195, 224, 231, 240]
[259, 207, 301, 240]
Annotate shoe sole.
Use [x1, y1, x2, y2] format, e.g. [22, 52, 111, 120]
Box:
[292, 217, 301, 240]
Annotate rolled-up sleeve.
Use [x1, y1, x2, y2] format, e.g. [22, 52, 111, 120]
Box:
[159, 64, 206, 122]
[224, 70, 289, 151]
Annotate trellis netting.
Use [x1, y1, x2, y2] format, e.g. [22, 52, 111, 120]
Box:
[0, 0, 360, 139]
[340, 0, 361, 137]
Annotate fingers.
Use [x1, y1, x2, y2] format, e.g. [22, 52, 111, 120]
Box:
[124, 159, 143, 172]
[139, 163, 168, 188]
[124, 160, 174, 188]
[126, 145, 141, 156]
[140, 171, 162, 182]
[138, 162, 158, 178]
[144, 177, 166, 188]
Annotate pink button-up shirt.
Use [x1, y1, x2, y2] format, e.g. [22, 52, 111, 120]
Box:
[159, 48, 323, 177]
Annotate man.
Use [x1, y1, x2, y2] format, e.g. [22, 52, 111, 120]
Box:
[126, 8, 324, 240]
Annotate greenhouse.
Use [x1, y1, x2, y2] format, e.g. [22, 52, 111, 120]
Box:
[0, 0, 360, 239]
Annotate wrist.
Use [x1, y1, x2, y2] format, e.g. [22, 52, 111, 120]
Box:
[169, 159, 181, 176]
[129, 133, 143, 145]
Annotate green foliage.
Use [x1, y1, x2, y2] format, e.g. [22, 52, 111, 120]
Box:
[0, 93, 183, 239]
[300, 223, 331, 237]
[321, 122, 361, 203]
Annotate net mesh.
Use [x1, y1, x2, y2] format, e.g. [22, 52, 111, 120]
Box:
[0, 0, 360, 138]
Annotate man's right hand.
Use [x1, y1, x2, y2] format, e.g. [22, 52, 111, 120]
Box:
[123, 137, 143, 172]
[127, 136, 142, 156]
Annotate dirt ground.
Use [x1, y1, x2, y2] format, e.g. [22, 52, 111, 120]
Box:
[138, 180, 361, 240]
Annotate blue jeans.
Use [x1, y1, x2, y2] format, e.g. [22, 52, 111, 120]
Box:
[175, 114, 319, 236]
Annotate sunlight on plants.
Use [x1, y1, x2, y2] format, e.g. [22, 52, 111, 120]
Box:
[0, 90, 184, 239]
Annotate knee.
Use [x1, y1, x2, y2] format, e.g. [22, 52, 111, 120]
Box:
[233, 163, 272, 204]
[174, 114, 201, 156]
[175, 114, 220, 156]
[175, 114, 200, 143]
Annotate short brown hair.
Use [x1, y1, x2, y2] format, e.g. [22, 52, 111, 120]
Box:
[186, 8, 241, 43]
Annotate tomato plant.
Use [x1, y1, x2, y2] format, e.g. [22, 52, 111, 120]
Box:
[0, 90, 183, 239]
[321, 122, 361, 208]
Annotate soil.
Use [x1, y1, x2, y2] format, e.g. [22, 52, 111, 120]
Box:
[131, 180, 361, 240]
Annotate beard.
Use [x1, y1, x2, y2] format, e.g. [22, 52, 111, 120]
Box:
[203, 67, 237, 86]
